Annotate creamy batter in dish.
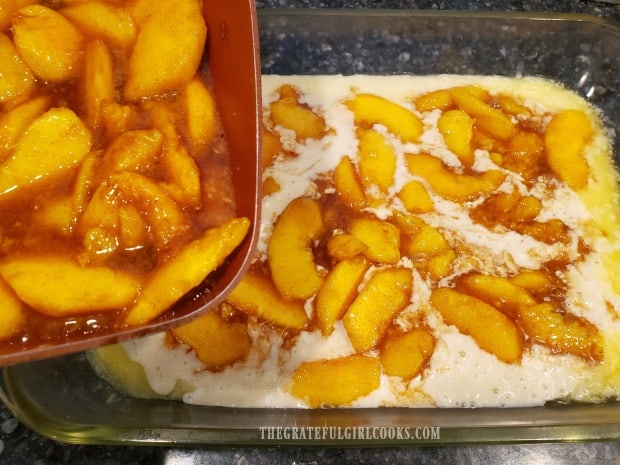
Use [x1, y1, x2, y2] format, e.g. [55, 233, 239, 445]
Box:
[90, 75, 620, 408]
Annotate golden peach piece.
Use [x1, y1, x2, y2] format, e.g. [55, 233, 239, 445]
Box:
[357, 129, 397, 194]
[105, 129, 164, 173]
[0, 95, 50, 161]
[0, 33, 35, 105]
[544, 110, 593, 190]
[123, 217, 250, 326]
[60, 1, 136, 48]
[380, 328, 434, 379]
[402, 224, 450, 257]
[262, 176, 281, 196]
[0, 108, 92, 197]
[101, 101, 136, 138]
[289, 354, 381, 407]
[412, 85, 491, 109]
[437, 109, 475, 166]
[514, 218, 570, 245]
[519, 303, 602, 362]
[161, 141, 202, 208]
[414, 89, 453, 112]
[78, 180, 120, 262]
[406, 153, 505, 202]
[34, 196, 73, 233]
[171, 310, 251, 371]
[141, 101, 201, 204]
[504, 130, 545, 182]
[489, 151, 504, 166]
[80, 226, 118, 266]
[471, 190, 520, 227]
[82, 39, 114, 129]
[430, 287, 523, 364]
[510, 270, 553, 294]
[390, 212, 426, 235]
[269, 85, 326, 141]
[333, 156, 367, 209]
[450, 87, 517, 141]
[76, 181, 115, 254]
[398, 180, 434, 214]
[79, 181, 119, 236]
[343, 267, 413, 352]
[127, 0, 152, 24]
[510, 196, 542, 223]
[262, 127, 283, 168]
[140, 98, 177, 140]
[268, 197, 324, 300]
[182, 76, 217, 150]
[457, 273, 536, 319]
[123, 0, 206, 100]
[347, 93, 423, 143]
[0, 278, 25, 341]
[349, 217, 401, 265]
[472, 126, 504, 154]
[11, 5, 83, 82]
[426, 249, 456, 280]
[227, 272, 309, 330]
[112, 171, 190, 247]
[497, 95, 531, 119]
[471, 190, 542, 230]
[326, 233, 368, 261]
[0, 256, 140, 317]
[315, 256, 370, 336]
[118, 205, 148, 250]
[0, 0, 36, 31]
[456, 85, 492, 102]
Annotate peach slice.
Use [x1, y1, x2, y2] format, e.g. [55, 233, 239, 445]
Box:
[268, 197, 325, 300]
[457, 273, 536, 319]
[226, 271, 309, 330]
[0, 108, 92, 197]
[289, 354, 381, 407]
[406, 153, 505, 202]
[171, 310, 251, 371]
[450, 86, 517, 141]
[380, 328, 435, 379]
[343, 267, 413, 352]
[347, 93, 423, 143]
[438, 109, 475, 166]
[357, 129, 397, 194]
[123, 0, 206, 100]
[123, 217, 250, 326]
[315, 256, 370, 335]
[0, 278, 25, 340]
[269, 84, 326, 141]
[431, 287, 523, 363]
[398, 180, 434, 214]
[349, 217, 401, 265]
[333, 156, 367, 209]
[544, 110, 593, 190]
[1, 256, 140, 317]
[11, 5, 83, 82]
[519, 303, 602, 362]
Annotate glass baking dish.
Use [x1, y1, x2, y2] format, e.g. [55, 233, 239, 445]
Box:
[1, 9, 619, 446]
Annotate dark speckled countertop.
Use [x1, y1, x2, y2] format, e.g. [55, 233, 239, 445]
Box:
[1, 1, 619, 464]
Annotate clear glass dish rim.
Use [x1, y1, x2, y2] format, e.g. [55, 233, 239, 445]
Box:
[257, 7, 620, 30]
[1, 8, 620, 447]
